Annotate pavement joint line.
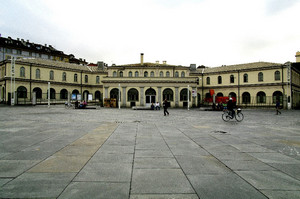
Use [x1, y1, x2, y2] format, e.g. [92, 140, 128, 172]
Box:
[128, 122, 138, 198]
[155, 123, 199, 197]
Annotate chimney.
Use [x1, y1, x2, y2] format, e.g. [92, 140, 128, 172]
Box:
[156, 61, 159, 64]
[163, 61, 167, 65]
[140, 53, 144, 65]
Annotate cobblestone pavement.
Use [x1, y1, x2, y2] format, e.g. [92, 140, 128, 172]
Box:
[0, 106, 300, 199]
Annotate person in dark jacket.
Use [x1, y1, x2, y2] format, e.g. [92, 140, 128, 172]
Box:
[276, 100, 281, 115]
[163, 99, 169, 116]
[227, 98, 234, 117]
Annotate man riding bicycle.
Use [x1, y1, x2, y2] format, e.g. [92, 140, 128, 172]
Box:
[227, 98, 235, 118]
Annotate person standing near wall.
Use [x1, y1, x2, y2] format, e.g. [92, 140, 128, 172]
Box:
[276, 100, 281, 115]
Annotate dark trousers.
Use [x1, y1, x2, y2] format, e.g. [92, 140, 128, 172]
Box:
[164, 108, 169, 116]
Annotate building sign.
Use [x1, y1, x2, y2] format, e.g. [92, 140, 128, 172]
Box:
[71, 94, 77, 100]
[192, 90, 197, 97]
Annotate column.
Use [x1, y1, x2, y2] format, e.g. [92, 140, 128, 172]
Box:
[104, 87, 109, 98]
[122, 86, 126, 107]
[175, 87, 179, 108]
[140, 87, 144, 106]
[157, 87, 162, 103]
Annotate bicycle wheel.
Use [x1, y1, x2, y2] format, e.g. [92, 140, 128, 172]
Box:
[222, 112, 231, 122]
[235, 112, 244, 122]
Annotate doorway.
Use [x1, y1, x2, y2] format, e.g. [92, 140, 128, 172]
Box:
[145, 88, 156, 107]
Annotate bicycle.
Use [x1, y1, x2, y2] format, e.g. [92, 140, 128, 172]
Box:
[65, 102, 74, 109]
[222, 108, 244, 122]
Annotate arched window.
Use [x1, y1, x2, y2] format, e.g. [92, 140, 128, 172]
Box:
[60, 89, 68, 99]
[273, 91, 283, 104]
[96, 76, 100, 83]
[275, 71, 280, 81]
[129, 71, 133, 77]
[163, 88, 174, 101]
[85, 75, 88, 83]
[119, 71, 123, 77]
[258, 72, 263, 82]
[181, 72, 185, 77]
[144, 71, 148, 77]
[230, 75, 234, 83]
[166, 71, 170, 77]
[206, 77, 210, 85]
[128, 88, 139, 101]
[135, 71, 139, 77]
[175, 71, 179, 77]
[243, 74, 248, 83]
[150, 71, 154, 77]
[35, 69, 40, 79]
[242, 92, 251, 104]
[62, 72, 66, 81]
[50, 70, 54, 80]
[257, 91, 266, 103]
[180, 88, 191, 101]
[17, 86, 27, 98]
[218, 76, 222, 84]
[113, 71, 117, 77]
[20, 67, 25, 77]
[217, 92, 223, 97]
[160, 71, 164, 77]
[74, 74, 78, 82]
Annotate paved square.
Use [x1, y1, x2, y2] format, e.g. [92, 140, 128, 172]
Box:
[0, 106, 300, 198]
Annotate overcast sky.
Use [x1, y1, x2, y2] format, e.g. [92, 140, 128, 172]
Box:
[1, 0, 300, 67]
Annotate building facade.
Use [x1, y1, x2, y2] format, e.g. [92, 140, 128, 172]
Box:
[1, 53, 299, 109]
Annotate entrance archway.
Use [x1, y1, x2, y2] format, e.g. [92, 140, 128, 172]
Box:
[145, 88, 156, 106]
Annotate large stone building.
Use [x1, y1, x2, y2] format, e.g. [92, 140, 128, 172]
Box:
[0, 37, 299, 109]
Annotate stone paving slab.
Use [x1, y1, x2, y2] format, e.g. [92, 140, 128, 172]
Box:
[58, 182, 130, 199]
[187, 173, 268, 199]
[131, 169, 195, 194]
[0, 107, 300, 198]
[0, 172, 75, 198]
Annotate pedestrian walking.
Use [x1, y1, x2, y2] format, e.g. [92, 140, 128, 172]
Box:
[275, 100, 281, 115]
[163, 99, 169, 116]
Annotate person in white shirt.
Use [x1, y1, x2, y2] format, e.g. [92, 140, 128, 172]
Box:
[155, 102, 160, 110]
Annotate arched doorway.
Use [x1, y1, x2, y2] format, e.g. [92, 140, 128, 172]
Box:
[145, 88, 156, 106]
[273, 91, 283, 104]
[33, 87, 42, 99]
[163, 88, 173, 101]
[242, 92, 251, 104]
[257, 91, 266, 104]
[17, 86, 27, 99]
[95, 91, 101, 101]
[60, 89, 68, 100]
[110, 88, 120, 99]
[128, 88, 139, 107]
[47, 88, 56, 99]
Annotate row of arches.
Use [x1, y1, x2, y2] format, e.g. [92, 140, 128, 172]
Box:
[205, 91, 283, 104]
[16, 86, 102, 101]
[206, 70, 282, 85]
[109, 88, 192, 102]
[113, 71, 185, 78]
